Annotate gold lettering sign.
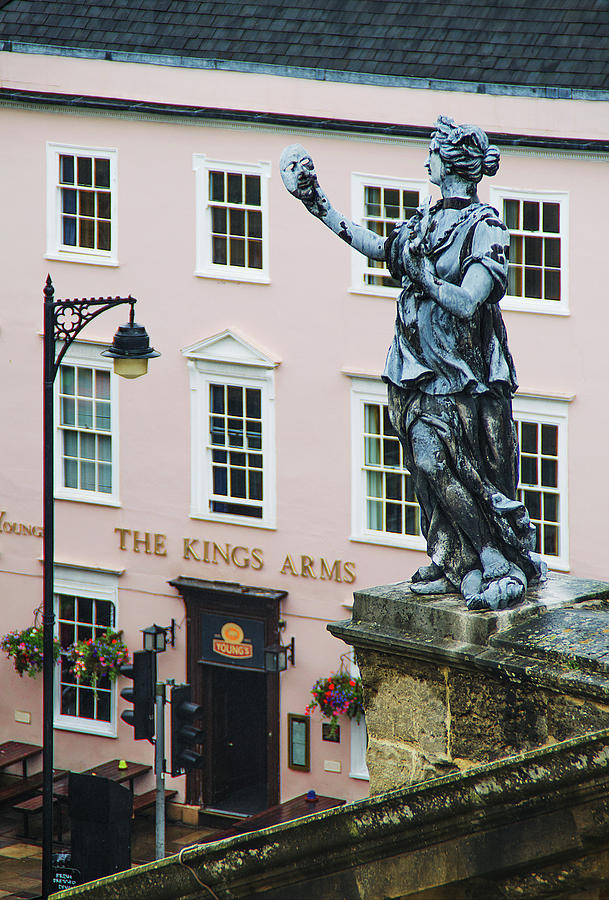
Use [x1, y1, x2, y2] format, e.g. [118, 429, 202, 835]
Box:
[114, 527, 356, 584]
[0, 510, 43, 538]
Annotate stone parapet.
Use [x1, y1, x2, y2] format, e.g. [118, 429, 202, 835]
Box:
[328, 572, 609, 793]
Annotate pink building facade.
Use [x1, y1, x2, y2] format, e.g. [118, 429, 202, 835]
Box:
[1, 38, 608, 813]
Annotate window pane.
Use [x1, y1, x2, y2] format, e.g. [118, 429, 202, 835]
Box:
[62, 188, 77, 214]
[77, 156, 93, 186]
[80, 461, 96, 491]
[209, 171, 224, 201]
[544, 269, 561, 301]
[383, 438, 400, 468]
[521, 422, 537, 454]
[61, 686, 77, 716]
[245, 175, 261, 206]
[97, 221, 111, 251]
[98, 434, 111, 462]
[78, 596, 93, 623]
[61, 397, 75, 426]
[541, 424, 558, 456]
[212, 236, 227, 265]
[230, 468, 246, 498]
[543, 524, 559, 556]
[521, 456, 537, 485]
[524, 489, 541, 520]
[98, 463, 112, 493]
[504, 199, 519, 230]
[523, 201, 539, 231]
[386, 472, 402, 500]
[544, 237, 560, 268]
[364, 404, 380, 435]
[95, 370, 111, 400]
[64, 431, 78, 457]
[211, 206, 227, 234]
[247, 210, 262, 239]
[64, 459, 77, 488]
[79, 219, 95, 248]
[386, 503, 402, 533]
[542, 202, 560, 233]
[95, 158, 110, 188]
[97, 191, 111, 220]
[213, 466, 228, 496]
[77, 399, 93, 428]
[543, 492, 558, 523]
[229, 237, 245, 267]
[227, 386, 243, 416]
[78, 688, 95, 720]
[524, 267, 542, 298]
[541, 458, 558, 488]
[366, 470, 383, 498]
[246, 388, 261, 419]
[249, 469, 263, 500]
[227, 173, 242, 204]
[248, 240, 263, 268]
[60, 595, 75, 620]
[80, 190, 95, 217]
[96, 600, 112, 627]
[60, 155, 75, 184]
[63, 217, 77, 246]
[525, 236, 542, 267]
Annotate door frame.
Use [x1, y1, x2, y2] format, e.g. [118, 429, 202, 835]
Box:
[170, 576, 287, 810]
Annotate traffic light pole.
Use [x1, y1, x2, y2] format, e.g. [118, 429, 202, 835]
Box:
[155, 682, 166, 861]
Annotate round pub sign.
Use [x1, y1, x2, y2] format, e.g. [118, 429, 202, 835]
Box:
[201, 612, 266, 670]
[213, 622, 253, 660]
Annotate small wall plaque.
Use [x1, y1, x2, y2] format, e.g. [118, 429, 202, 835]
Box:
[322, 723, 340, 743]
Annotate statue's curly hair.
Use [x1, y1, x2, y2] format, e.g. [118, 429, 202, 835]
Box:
[431, 115, 500, 184]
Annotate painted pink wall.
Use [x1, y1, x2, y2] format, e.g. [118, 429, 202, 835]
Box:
[1, 50, 608, 803]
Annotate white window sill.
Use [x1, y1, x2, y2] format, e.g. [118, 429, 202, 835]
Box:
[190, 510, 276, 530]
[544, 557, 570, 573]
[194, 268, 270, 285]
[349, 771, 370, 781]
[500, 298, 569, 316]
[349, 287, 400, 301]
[350, 532, 427, 551]
[46, 251, 120, 267]
[54, 718, 117, 738]
[55, 491, 121, 508]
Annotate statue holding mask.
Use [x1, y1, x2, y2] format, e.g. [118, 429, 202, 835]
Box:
[281, 117, 546, 611]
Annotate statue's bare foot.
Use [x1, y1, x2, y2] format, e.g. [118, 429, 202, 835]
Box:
[466, 576, 524, 611]
[411, 561, 443, 583]
[480, 546, 510, 580]
[410, 576, 452, 595]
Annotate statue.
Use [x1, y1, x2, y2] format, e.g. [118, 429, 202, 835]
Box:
[281, 117, 546, 611]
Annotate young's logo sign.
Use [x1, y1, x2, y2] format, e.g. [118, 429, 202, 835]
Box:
[213, 622, 253, 659]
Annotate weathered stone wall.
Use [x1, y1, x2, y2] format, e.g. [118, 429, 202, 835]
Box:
[329, 573, 609, 794]
[359, 647, 609, 794]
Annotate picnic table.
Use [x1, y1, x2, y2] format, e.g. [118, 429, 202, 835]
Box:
[14, 757, 152, 840]
[0, 740, 42, 779]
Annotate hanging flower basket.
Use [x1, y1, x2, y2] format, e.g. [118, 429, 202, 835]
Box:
[306, 671, 364, 737]
[66, 629, 130, 690]
[1, 625, 60, 678]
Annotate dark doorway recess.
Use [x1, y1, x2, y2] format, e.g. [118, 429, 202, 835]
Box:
[170, 577, 287, 814]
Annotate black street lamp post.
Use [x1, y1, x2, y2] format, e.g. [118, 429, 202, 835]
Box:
[41, 276, 158, 898]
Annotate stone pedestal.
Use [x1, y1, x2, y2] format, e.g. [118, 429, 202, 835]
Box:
[329, 572, 609, 794]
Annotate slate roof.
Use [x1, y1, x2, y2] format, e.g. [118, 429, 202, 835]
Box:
[0, 0, 608, 93]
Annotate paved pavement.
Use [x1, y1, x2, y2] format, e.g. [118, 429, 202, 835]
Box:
[0, 807, 218, 898]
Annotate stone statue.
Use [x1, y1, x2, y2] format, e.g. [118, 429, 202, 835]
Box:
[281, 116, 546, 611]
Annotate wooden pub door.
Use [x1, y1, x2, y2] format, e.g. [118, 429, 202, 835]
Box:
[170, 577, 286, 814]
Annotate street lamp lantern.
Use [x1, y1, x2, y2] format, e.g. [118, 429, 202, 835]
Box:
[264, 636, 296, 673]
[142, 620, 175, 653]
[101, 307, 160, 379]
[41, 276, 159, 899]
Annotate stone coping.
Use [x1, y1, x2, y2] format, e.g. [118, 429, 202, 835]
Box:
[53, 726, 609, 899]
[328, 572, 609, 703]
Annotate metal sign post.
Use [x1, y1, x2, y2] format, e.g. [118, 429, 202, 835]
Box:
[155, 682, 166, 860]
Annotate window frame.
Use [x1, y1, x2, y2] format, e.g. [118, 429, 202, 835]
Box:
[53, 566, 119, 737]
[46, 142, 119, 266]
[349, 375, 425, 550]
[193, 154, 271, 284]
[350, 172, 428, 299]
[512, 393, 570, 571]
[183, 332, 277, 529]
[489, 186, 569, 315]
[349, 656, 369, 781]
[54, 341, 120, 507]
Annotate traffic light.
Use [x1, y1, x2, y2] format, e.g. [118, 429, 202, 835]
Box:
[170, 684, 204, 776]
[119, 650, 155, 741]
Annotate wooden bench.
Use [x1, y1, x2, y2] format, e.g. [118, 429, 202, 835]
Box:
[13, 770, 68, 839]
[132, 788, 177, 817]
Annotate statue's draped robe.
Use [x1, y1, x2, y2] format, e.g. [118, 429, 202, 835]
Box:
[383, 201, 541, 588]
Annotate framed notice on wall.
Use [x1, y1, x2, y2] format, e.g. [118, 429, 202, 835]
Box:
[288, 713, 310, 771]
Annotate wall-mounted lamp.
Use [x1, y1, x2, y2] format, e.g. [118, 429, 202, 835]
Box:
[141, 620, 176, 653]
[264, 637, 295, 673]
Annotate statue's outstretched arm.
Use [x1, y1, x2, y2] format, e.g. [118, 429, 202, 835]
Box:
[280, 144, 386, 261]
